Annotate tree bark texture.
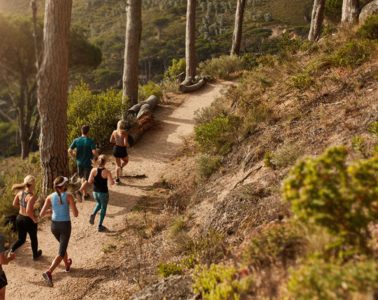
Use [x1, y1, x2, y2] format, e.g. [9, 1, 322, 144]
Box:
[122, 0, 142, 113]
[183, 0, 197, 84]
[230, 0, 246, 56]
[342, 0, 360, 23]
[308, 0, 326, 41]
[37, 0, 72, 193]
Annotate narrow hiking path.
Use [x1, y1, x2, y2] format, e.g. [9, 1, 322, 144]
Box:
[5, 82, 230, 300]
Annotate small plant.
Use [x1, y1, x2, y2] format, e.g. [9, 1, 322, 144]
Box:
[357, 15, 378, 40]
[139, 81, 163, 100]
[283, 146, 378, 253]
[164, 58, 185, 80]
[263, 152, 274, 169]
[197, 155, 222, 179]
[368, 121, 378, 136]
[193, 263, 253, 300]
[244, 224, 305, 269]
[157, 262, 183, 278]
[199, 55, 244, 80]
[329, 40, 373, 68]
[352, 136, 368, 157]
[286, 258, 378, 300]
[188, 230, 226, 264]
[291, 72, 314, 90]
[195, 115, 241, 155]
[270, 143, 302, 169]
[102, 243, 117, 254]
[170, 216, 187, 235]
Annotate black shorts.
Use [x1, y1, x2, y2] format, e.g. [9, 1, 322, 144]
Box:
[78, 166, 91, 180]
[51, 221, 71, 257]
[113, 145, 128, 158]
[0, 271, 7, 289]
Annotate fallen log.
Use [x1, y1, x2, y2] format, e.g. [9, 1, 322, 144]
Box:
[128, 114, 154, 144]
[179, 78, 206, 93]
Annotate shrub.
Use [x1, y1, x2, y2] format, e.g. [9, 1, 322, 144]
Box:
[195, 115, 241, 155]
[357, 15, 378, 40]
[368, 121, 378, 136]
[283, 147, 378, 253]
[197, 155, 222, 179]
[270, 143, 302, 169]
[291, 72, 314, 90]
[329, 40, 374, 68]
[188, 230, 226, 264]
[164, 58, 185, 80]
[198, 55, 244, 80]
[170, 216, 187, 235]
[286, 258, 378, 300]
[194, 105, 227, 126]
[68, 82, 124, 148]
[158, 262, 183, 278]
[139, 81, 163, 100]
[244, 224, 305, 269]
[242, 103, 272, 136]
[193, 264, 253, 300]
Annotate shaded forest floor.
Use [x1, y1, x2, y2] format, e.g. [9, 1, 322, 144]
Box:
[4, 82, 231, 300]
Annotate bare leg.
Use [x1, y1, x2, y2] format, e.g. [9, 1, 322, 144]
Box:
[63, 252, 69, 267]
[48, 255, 64, 274]
[121, 157, 129, 169]
[79, 179, 88, 199]
[115, 158, 121, 179]
[0, 287, 5, 300]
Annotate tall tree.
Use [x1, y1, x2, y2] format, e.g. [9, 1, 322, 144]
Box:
[122, 0, 142, 114]
[230, 0, 246, 56]
[37, 0, 72, 193]
[308, 0, 326, 41]
[182, 0, 197, 85]
[342, 0, 360, 23]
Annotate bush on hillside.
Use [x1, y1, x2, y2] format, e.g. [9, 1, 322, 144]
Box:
[139, 81, 163, 100]
[68, 83, 124, 149]
[283, 147, 378, 253]
[193, 264, 252, 300]
[195, 115, 241, 155]
[286, 258, 378, 300]
[198, 55, 245, 80]
[158, 262, 183, 278]
[197, 154, 222, 179]
[357, 15, 378, 40]
[164, 58, 186, 80]
[329, 40, 374, 68]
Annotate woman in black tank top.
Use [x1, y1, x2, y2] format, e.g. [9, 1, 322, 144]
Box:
[88, 155, 115, 232]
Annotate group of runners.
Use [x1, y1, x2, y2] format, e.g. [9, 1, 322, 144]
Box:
[0, 120, 130, 296]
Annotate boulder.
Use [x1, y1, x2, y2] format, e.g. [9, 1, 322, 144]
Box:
[359, 0, 378, 24]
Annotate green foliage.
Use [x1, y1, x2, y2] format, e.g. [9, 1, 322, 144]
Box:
[291, 72, 314, 90]
[368, 121, 378, 136]
[164, 58, 185, 80]
[269, 143, 302, 169]
[0, 122, 18, 157]
[283, 147, 378, 252]
[139, 81, 163, 100]
[195, 115, 241, 155]
[325, 0, 342, 22]
[286, 258, 378, 300]
[158, 262, 183, 278]
[197, 155, 222, 179]
[199, 55, 245, 80]
[329, 40, 374, 68]
[244, 224, 304, 268]
[170, 216, 187, 235]
[189, 230, 226, 264]
[357, 15, 378, 40]
[193, 264, 252, 300]
[68, 82, 124, 148]
[264, 152, 274, 169]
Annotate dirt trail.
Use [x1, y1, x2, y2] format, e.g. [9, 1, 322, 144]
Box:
[5, 82, 229, 300]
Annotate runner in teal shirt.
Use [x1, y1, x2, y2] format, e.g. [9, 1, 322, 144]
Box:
[68, 125, 97, 201]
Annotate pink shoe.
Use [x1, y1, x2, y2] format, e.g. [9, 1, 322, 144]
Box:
[65, 258, 72, 272]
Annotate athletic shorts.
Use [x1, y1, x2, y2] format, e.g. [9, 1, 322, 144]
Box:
[113, 145, 128, 158]
[0, 271, 7, 289]
[51, 221, 71, 257]
[78, 166, 91, 180]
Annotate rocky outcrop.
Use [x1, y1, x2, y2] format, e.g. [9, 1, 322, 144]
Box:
[359, 0, 378, 24]
[130, 275, 194, 300]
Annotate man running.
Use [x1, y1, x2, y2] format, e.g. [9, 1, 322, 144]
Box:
[68, 125, 97, 202]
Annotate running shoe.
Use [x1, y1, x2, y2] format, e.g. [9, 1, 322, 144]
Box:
[65, 258, 72, 272]
[98, 225, 107, 232]
[89, 214, 95, 225]
[33, 249, 42, 260]
[84, 193, 91, 200]
[42, 271, 53, 287]
[115, 178, 120, 184]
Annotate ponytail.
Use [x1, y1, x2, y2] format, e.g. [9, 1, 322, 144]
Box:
[12, 175, 35, 192]
[12, 182, 27, 192]
[53, 176, 68, 205]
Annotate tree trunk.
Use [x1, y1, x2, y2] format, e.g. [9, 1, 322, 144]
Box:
[230, 0, 246, 56]
[183, 0, 197, 85]
[342, 0, 360, 23]
[37, 0, 72, 193]
[122, 0, 142, 116]
[308, 0, 326, 41]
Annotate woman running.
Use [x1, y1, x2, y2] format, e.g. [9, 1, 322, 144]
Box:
[110, 120, 129, 184]
[10, 175, 42, 260]
[40, 176, 78, 287]
[0, 234, 15, 299]
[88, 155, 115, 232]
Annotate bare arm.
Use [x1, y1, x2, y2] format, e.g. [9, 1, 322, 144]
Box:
[107, 169, 115, 186]
[39, 197, 51, 217]
[26, 195, 37, 223]
[12, 193, 20, 208]
[67, 194, 79, 217]
[124, 132, 129, 147]
[110, 131, 115, 144]
[88, 168, 96, 185]
[0, 252, 15, 265]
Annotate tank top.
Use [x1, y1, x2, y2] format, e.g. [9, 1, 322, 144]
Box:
[94, 168, 108, 193]
[51, 192, 70, 222]
[19, 191, 30, 208]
